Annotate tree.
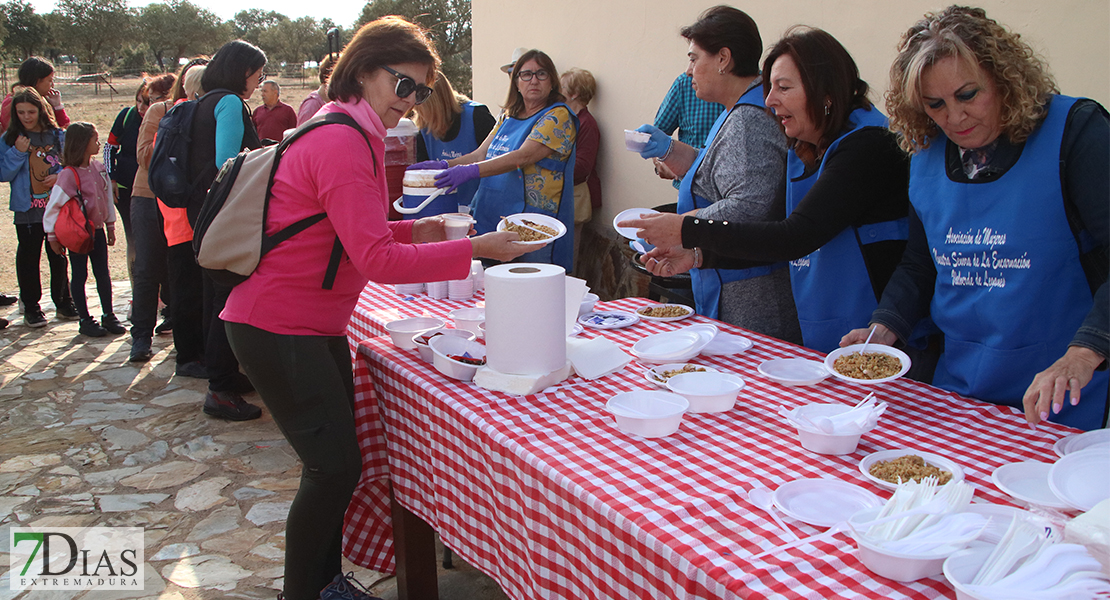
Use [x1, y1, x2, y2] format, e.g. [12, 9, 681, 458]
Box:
[356, 0, 473, 95]
[139, 1, 224, 71]
[260, 16, 320, 68]
[54, 0, 132, 66]
[232, 9, 286, 48]
[2, 1, 49, 59]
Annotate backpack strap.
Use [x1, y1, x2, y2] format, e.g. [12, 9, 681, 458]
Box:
[66, 166, 86, 212]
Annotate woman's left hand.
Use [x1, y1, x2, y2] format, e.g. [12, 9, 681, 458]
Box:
[617, 212, 684, 250]
[49, 240, 65, 255]
[434, 165, 480, 193]
[411, 215, 448, 243]
[1022, 346, 1105, 426]
[640, 245, 696, 277]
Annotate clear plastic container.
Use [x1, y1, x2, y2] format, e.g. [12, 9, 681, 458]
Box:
[385, 118, 418, 215]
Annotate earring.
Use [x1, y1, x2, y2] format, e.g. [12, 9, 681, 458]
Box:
[824, 103, 831, 115]
[718, 68, 723, 75]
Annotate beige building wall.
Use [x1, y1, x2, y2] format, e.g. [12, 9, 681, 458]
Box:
[470, 0, 1109, 227]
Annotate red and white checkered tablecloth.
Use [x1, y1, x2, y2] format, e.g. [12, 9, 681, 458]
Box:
[342, 282, 1074, 599]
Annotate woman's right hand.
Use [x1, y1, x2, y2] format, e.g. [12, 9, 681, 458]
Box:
[840, 323, 897, 347]
[14, 135, 30, 153]
[43, 88, 62, 108]
[641, 246, 696, 277]
[471, 231, 531, 262]
[49, 240, 66, 255]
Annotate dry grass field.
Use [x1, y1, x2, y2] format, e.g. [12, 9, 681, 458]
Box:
[0, 76, 316, 299]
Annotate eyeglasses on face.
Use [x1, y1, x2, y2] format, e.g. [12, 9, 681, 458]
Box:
[381, 66, 432, 105]
[258, 72, 266, 84]
[517, 69, 549, 82]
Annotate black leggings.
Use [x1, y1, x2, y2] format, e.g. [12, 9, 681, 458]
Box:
[224, 322, 362, 600]
[68, 229, 114, 319]
[15, 221, 70, 310]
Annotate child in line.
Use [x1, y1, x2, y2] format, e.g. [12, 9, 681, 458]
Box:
[44, 122, 125, 337]
[0, 87, 76, 327]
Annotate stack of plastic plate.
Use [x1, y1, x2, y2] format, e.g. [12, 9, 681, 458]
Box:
[394, 283, 424, 296]
[448, 277, 474, 301]
[630, 324, 717, 364]
[426, 280, 448, 299]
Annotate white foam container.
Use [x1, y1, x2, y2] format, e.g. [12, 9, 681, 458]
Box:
[792, 404, 868, 455]
[428, 335, 486, 381]
[943, 546, 994, 600]
[849, 506, 962, 582]
[578, 293, 599, 316]
[665, 371, 745, 413]
[605, 391, 689, 438]
[413, 329, 477, 363]
[449, 307, 485, 336]
[385, 317, 445, 349]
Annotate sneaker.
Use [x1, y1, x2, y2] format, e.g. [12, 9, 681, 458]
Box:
[203, 390, 262, 421]
[230, 372, 255, 395]
[155, 317, 173, 335]
[0, 317, 8, 329]
[101, 313, 126, 335]
[175, 361, 207, 379]
[0, 293, 16, 306]
[129, 337, 153, 363]
[56, 301, 80, 320]
[79, 317, 107, 337]
[24, 308, 47, 328]
[319, 573, 383, 600]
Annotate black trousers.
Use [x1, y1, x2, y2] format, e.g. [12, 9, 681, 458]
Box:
[166, 242, 204, 364]
[202, 271, 241, 390]
[129, 196, 169, 339]
[67, 229, 113, 319]
[225, 322, 362, 600]
[15, 221, 70, 311]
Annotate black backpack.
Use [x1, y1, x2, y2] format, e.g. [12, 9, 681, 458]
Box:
[192, 112, 374, 289]
[148, 89, 234, 208]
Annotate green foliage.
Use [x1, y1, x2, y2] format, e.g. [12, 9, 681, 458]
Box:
[356, 0, 473, 96]
[259, 15, 320, 66]
[138, 1, 223, 72]
[2, 1, 49, 60]
[233, 9, 287, 47]
[54, 0, 133, 65]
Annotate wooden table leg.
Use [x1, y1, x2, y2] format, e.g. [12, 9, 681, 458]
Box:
[391, 487, 439, 600]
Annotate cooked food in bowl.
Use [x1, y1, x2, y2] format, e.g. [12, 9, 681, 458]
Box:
[501, 217, 556, 242]
[651, 364, 707, 383]
[833, 351, 902, 380]
[637, 305, 691, 318]
[869, 455, 952, 485]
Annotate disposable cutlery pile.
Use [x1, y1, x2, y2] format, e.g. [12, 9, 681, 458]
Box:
[852, 478, 982, 554]
[958, 517, 1109, 599]
[779, 393, 887, 435]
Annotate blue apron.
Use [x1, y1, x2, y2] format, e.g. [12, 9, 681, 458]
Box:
[787, 107, 908, 353]
[421, 101, 481, 209]
[470, 103, 577, 273]
[679, 85, 785, 319]
[911, 94, 1107, 430]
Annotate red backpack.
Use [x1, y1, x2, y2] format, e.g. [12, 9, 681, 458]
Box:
[55, 166, 95, 254]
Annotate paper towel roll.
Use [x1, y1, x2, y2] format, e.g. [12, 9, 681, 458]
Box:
[484, 263, 566, 375]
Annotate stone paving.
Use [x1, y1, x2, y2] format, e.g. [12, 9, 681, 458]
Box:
[0, 283, 507, 600]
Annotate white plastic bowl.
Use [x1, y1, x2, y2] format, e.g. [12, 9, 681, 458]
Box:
[665, 371, 745, 413]
[624, 129, 651, 152]
[384, 317, 445, 349]
[578, 293, 599, 316]
[605, 390, 689, 438]
[448, 307, 485, 336]
[413, 329, 476, 363]
[428, 335, 486, 381]
[943, 546, 994, 600]
[791, 403, 871, 455]
[849, 506, 961, 582]
[825, 344, 911, 384]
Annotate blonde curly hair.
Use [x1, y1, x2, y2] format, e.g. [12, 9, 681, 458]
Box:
[886, 5, 1058, 153]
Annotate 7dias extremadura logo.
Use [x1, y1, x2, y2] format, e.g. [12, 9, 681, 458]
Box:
[9, 527, 144, 591]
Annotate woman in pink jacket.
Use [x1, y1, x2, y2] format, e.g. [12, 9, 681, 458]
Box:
[222, 17, 526, 600]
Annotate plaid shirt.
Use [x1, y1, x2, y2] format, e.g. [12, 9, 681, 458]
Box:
[654, 73, 726, 149]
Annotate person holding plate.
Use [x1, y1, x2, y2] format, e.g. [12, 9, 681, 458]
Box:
[841, 6, 1108, 431]
[409, 49, 578, 273]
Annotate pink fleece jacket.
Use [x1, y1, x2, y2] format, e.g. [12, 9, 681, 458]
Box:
[221, 98, 473, 336]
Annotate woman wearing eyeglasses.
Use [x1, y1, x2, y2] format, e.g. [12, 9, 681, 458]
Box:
[417, 49, 578, 272]
[222, 18, 528, 600]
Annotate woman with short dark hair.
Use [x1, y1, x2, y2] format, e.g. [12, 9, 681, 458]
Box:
[1, 56, 70, 131]
[627, 26, 911, 354]
[417, 49, 578, 272]
[222, 17, 527, 599]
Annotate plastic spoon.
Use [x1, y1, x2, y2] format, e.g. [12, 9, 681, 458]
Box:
[747, 487, 799, 541]
[860, 325, 877, 354]
[749, 522, 847, 561]
[993, 544, 1102, 590]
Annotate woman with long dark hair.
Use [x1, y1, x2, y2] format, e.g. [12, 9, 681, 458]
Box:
[1, 56, 70, 131]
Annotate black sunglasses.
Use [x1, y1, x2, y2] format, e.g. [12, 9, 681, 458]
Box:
[381, 66, 432, 105]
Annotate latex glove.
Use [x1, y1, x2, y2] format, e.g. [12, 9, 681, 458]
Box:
[635, 124, 673, 159]
[407, 160, 448, 171]
[434, 164, 480, 193]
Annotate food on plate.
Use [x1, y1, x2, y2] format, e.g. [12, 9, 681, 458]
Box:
[869, 455, 952, 485]
[501, 217, 556, 242]
[833, 351, 902, 379]
[637, 305, 692, 318]
[448, 354, 485, 366]
[651, 364, 706, 382]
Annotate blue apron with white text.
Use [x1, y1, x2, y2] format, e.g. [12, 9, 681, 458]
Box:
[422, 101, 481, 209]
[470, 103, 577, 273]
[910, 94, 1106, 430]
[787, 107, 907, 353]
[679, 85, 785, 319]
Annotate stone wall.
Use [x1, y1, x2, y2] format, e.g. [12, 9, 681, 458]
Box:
[574, 222, 647, 302]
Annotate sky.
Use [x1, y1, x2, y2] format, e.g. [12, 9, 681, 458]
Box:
[28, 1, 369, 29]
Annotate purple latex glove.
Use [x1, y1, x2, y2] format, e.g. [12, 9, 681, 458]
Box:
[407, 160, 448, 171]
[434, 164, 481, 192]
